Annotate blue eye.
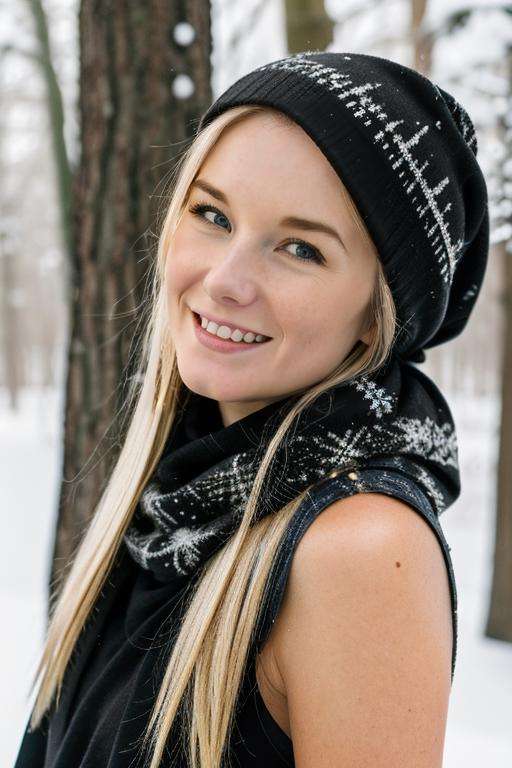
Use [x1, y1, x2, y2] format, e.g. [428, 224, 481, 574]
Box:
[281, 239, 324, 263]
[187, 201, 325, 265]
[189, 202, 231, 231]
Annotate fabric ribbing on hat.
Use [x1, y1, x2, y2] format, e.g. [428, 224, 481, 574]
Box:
[196, 50, 490, 364]
[257, 54, 464, 283]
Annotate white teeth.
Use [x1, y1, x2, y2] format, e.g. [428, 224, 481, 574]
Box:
[199, 314, 268, 343]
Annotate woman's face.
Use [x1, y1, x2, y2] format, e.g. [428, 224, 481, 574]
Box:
[166, 111, 378, 426]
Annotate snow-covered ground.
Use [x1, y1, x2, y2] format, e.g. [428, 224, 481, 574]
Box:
[2, 384, 511, 766]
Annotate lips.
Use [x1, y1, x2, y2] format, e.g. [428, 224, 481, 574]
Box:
[191, 309, 272, 353]
[192, 309, 272, 340]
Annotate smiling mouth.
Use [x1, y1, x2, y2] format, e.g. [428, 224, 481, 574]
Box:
[191, 311, 272, 344]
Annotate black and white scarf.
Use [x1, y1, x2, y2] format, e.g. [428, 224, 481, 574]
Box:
[123, 354, 459, 587]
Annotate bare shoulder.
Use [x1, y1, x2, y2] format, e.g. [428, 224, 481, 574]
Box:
[271, 491, 453, 767]
[295, 490, 451, 573]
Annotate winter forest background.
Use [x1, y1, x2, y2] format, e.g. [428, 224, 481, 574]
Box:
[1, 0, 512, 765]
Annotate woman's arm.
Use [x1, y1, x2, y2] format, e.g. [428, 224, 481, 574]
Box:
[271, 491, 453, 768]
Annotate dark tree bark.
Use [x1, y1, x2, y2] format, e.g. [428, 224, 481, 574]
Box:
[485, 45, 512, 645]
[50, 1, 212, 598]
[486, 239, 512, 643]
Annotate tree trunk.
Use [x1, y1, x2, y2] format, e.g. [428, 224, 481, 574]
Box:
[284, 0, 334, 53]
[49, 0, 212, 599]
[0, 248, 25, 408]
[26, 0, 73, 262]
[486, 238, 512, 642]
[485, 46, 512, 642]
[410, 0, 432, 75]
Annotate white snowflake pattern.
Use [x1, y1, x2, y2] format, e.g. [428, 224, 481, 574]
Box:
[409, 463, 448, 513]
[126, 395, 457, 577]
[394, 415, 458, 468]
[125, 520, 225, 575]
[255, 52, 465, 284]
[351, 376, 395, 418]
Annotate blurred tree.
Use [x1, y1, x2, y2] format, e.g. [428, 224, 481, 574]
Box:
[25, 0, 73, 263]
[486, 43, 512, 646]
[49, 1, 213, 599]
[410, 0, 431, 74]
[285, 0, 334, 53]
[0, 233, 24, 409]
[0, 63, 25, 407]
[410, 0, 512, 647]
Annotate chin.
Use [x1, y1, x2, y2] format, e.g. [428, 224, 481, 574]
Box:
[177, 369, 243, 402]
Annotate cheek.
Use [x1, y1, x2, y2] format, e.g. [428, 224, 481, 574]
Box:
[277, 302, 330, 355]
[165, 252, 182, 294]
[165, 228, 198, 298]
[280, 282, 367, 349]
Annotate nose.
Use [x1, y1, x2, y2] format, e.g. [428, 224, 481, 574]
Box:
[203, 243, 264, 305]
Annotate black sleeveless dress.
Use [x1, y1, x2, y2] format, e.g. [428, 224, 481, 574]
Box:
[13, 460, 457, 768]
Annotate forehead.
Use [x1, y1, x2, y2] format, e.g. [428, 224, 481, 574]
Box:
[196, 112, 355, 219]
[204, 113, 334, 179]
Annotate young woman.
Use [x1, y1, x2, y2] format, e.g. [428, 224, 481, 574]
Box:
[15, 51, 489, 768]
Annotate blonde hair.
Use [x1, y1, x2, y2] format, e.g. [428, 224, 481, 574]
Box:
[28, 105, 397, 768]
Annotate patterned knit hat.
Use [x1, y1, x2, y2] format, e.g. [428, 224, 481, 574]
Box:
[196, 51, 490, 364]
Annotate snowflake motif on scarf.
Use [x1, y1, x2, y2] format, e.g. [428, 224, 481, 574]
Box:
[124, 358, 459, 585]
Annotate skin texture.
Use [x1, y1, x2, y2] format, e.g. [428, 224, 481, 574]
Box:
[165, 110, 377, 428]
[257, 492, 453, 767]
[165, 109, 453, 764]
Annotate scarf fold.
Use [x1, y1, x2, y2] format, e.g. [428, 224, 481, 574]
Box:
[123, 354, 459, 587]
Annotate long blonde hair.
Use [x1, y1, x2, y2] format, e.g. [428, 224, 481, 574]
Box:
[29, 104, 398, 768]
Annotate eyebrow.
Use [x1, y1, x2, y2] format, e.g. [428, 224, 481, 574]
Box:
[190, 178, 347, 250]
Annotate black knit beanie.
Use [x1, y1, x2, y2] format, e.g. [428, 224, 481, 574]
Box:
[196, 51, 490, 365]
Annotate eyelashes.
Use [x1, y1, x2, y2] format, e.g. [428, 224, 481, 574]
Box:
[187, 200, 326, 265]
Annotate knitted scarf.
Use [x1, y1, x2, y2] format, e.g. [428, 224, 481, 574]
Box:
[123, 354, 459, 587]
